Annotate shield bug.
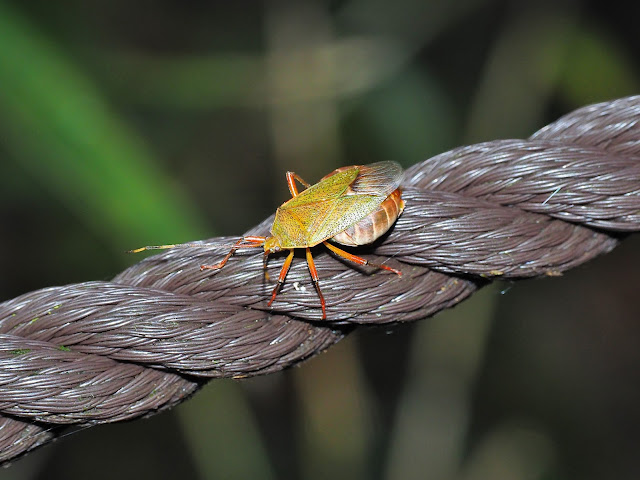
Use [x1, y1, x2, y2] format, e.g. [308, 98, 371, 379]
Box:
[131, 161, 405, 319]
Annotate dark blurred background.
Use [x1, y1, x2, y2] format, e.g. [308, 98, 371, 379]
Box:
[1, 1, 639, 479]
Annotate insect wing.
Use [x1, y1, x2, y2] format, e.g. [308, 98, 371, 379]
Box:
[272, 193, 387, 248]
[346, 161, 404, 196]
[271, 168, 359, 247]
[305, 193, 387, 246]
[285, 167, 359, 207]
[272, 162, 404, 247]
[305, 161, 404, 244]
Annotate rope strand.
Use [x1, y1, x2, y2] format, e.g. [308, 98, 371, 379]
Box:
[1, 96, 639, 464]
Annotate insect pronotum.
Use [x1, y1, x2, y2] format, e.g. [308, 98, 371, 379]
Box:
[131, 161, 406, 319]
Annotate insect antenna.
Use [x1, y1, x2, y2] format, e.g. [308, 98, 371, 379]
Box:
[128, 239, 266, 255]
[127, 243, 211, 253]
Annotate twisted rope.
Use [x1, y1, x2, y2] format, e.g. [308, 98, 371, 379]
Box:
[1, 96, 639, 464]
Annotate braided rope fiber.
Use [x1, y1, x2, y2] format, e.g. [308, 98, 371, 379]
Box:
[1, 96, 639, 463]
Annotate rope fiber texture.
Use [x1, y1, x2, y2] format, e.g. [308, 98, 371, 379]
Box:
[1, 96, 639, 464]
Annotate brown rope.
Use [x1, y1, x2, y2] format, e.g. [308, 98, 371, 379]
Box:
[1, 96, 639, 464]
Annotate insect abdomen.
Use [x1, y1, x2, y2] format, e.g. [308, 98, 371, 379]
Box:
[331, 188, 405, 246]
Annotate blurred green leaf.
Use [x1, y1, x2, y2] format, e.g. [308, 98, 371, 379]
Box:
[0, 3, 208, 251]
[558, 25, 639, 105]
[100, 36, 409, 110]
[386, 286, 498, 480]
[357, 68, 456, 162]
[179, 381, 275, 480]
[465, 8, 579, 141]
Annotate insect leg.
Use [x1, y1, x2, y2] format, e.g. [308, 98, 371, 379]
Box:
[268, 249, 295, 307]
[323, 241, 402, 276]
[285, 171, 311, 197]
[305, 247, 327, 319]
[200, 236, 266, 270]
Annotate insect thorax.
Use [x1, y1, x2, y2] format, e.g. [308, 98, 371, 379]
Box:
[268, 207, 315, 249]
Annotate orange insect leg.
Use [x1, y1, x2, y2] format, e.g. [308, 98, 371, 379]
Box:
[285, 171, 311, 197]
[200, 235, 266, 270]
[305, 247, 326, 319]
[267, 249, 295, 307]
[323, 241, 402, 276]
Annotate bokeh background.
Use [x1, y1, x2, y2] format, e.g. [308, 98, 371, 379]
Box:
[1, 1, 639, 479]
